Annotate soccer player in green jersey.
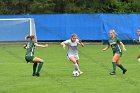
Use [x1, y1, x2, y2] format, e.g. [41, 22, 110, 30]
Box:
[24, 35, 48, 77]
[102, 30, 127, 75]
[133, 29, 140, 59]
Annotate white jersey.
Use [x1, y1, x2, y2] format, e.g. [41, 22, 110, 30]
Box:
[139, 36, 140, 42]
[64, 39, 80, 55]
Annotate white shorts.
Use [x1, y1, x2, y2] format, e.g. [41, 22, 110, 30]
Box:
[67, 54, 79, 60]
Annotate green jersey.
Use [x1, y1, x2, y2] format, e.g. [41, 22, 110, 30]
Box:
[108, 37, 122, 54]
[25, 40, 35, 57]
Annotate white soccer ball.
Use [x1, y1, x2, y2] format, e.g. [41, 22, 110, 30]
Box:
[72, 71, 80, 77]
[138, 58, 140, 63]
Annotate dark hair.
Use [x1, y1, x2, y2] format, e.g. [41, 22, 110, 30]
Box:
[25, 35, 35, 40]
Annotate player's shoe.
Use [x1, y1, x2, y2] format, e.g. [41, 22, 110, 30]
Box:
[110, 72, 116, 75]
[79, 71, 83, 75]
[123, 69, 127, 74]
[35, 73, 40, 77]
[32, 73, 36, 76]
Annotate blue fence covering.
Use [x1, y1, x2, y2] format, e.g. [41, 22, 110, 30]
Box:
[0, 14, 139, 41]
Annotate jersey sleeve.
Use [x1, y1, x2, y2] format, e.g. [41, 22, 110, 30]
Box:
[117, 37, 121, 43]
[64, 40, 70, 44]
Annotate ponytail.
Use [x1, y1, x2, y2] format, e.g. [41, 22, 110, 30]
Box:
[25, 35, 35, 40]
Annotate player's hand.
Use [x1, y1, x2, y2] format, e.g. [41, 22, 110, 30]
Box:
[45, 44, 48, 48]
[102, 48, 106, 51]
[63, 45, 65, 50]
[23, 44, 27, 49]
[123, 48, 126, 51]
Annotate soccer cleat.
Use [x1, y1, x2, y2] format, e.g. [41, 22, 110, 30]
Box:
[32, 73, 36, 76]
[123, 69, 127, 74]
[35, 73, 40, 77]
[110, 72, 116, 75]
[79, 71, 83, 75]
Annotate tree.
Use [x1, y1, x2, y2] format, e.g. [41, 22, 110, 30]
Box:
[0, 0, 140, 14]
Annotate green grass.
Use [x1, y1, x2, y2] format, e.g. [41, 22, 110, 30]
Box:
[0, 44, 140, 93]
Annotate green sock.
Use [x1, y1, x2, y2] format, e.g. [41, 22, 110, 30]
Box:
[112, 62, 116, 73]
[33, 63, 37, 74]
[37, 62, 43, 74]
[118, 64, 125, 71]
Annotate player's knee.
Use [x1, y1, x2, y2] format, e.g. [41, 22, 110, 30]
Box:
[40, 59, 44, 62]
[112, 58, 117, 62]
[116, 63, 120, 66]
[112, 59, 116, 62]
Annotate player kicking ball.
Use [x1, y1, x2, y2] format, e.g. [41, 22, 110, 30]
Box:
[61, 34, 84, 76]
[24, 35, 48, 77]
[102, 30, 127, 75]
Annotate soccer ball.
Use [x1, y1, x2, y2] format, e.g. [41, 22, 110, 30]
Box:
[72, 71, 80, 77]
[137, 58, 140, 63]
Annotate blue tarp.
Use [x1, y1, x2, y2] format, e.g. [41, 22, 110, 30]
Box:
[0, 14, 139, 41]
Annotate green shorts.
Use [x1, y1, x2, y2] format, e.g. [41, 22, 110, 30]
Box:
[113, 51, 122, 57]
[25, 56, 34, 63]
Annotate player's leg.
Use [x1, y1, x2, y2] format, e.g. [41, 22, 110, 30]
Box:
[137, 54, 140, 59]
[25, 56, 38, 76]
[75, 54, 79, 65]
[33, 57, 44, 76]
[75, 55, 83, 74]
[69, 55, 80, 72]
[76, 60, 79, 65]
[32, 63, 38, 76]
[76, 60, 83, 74]
[116, 58, 127, 74]
[110, 53, 120, 75]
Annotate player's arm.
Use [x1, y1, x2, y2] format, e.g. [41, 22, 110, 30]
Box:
[102, 45, 110, 51]
[34, 43, 48, 48]
[60, 42, 66, 49]
[79, 40, 84, 47]
[133, 39, 140, 44]
[23, 44, 27, 49]
[119, 42, 126, 51]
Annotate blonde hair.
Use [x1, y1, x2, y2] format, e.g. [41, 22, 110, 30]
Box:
[25, 35, 36, 40]
[71, 33, 77, 38]
[110, 29, 117, 35]
[137, 29, 140, 32]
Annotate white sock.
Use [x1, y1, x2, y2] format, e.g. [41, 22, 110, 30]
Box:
[74, 63, 80, 71]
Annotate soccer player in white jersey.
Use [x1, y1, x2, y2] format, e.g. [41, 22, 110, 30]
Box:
[61, 34, 84, 75]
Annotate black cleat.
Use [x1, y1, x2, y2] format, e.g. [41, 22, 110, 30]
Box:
[35, 73, 40, 77]
[110, 72, 116, 75]
[32, 73, 36, 76]
[123, 69, 127, 74]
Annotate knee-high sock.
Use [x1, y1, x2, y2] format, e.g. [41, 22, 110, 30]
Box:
[37, 62, 43, 74]
[118, 64, 125, 71]
[33, 63, 37, 74]
[74, 63, 80, 71]
[112, 62, 116, 73]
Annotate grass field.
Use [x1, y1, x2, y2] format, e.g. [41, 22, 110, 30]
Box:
[0, 44, 140, 93]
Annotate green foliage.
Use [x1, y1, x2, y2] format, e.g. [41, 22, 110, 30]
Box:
[0, 0, 140, 14]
